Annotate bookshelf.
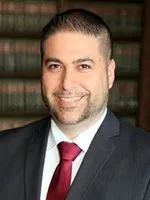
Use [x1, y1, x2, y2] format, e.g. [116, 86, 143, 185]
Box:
[138, 0, 150, 131]
[0, 0, 149, 131]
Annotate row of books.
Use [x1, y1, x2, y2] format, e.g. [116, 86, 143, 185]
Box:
[0, 1, 56, 34]
[0, 78, 46, 115]
[108, 80, 138, 114]
[0, 39, 140, 77]
[0, 1, 143, 37]
[0, 78, 138, 115]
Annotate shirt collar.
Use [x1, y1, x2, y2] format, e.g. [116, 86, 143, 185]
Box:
[47, 108, 107, 152]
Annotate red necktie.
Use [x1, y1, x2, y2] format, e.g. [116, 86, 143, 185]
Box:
[46, 141, 81, 200]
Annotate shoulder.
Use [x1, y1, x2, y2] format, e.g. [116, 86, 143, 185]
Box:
[119, 118, 150, 140]
[106, 109, 150, 155]
[119, 118, 150, 156]
[0, 117, 51, 172]
[0, 116, 51, 143]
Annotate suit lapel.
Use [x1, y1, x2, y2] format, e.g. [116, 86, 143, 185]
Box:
[24, 118, 50, 200]
[67, 110, 120, 200]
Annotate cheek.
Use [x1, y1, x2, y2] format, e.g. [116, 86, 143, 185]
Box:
[42, 73, 58, 92]
[86, 73, 106, 89]
[88, 75, 109, 98]
[42, 74, 49, 90]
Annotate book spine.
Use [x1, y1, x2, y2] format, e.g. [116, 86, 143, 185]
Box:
[109, 80, 138, 114]
[0, 78, 47, 115]
[0, 39, 40, 76]
[24, 79, 47, 114]
[114, 42, 140, 76]
[0, 1, 57, 34]
[0, 78, 24, 113]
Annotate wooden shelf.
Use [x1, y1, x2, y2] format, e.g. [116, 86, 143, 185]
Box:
[0, 73, 40, 79]
[138, 0, 150, 131]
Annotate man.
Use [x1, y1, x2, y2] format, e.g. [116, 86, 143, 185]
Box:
[0, 8, 150, 200]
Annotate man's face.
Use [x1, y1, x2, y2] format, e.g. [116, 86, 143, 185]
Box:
[41, 31, 115, 125]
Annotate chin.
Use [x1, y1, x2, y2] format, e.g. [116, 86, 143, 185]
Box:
[56, 117, 80, 125]
[53, 112, 85, 125]
[51, 106, 93, 125]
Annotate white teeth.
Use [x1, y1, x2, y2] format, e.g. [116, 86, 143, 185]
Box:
[60, 97, 81, 102]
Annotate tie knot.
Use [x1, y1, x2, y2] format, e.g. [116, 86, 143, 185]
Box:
[58, 142, 81, 161]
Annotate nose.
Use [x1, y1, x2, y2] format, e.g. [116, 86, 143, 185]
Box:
[60, 69, 75, 91]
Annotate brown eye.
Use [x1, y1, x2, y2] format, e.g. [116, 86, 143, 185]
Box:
[79, 64, 91, 70]
[47, 64, 62, 72]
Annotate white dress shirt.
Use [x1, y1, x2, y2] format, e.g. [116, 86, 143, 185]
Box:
[40, 109, 107, 200]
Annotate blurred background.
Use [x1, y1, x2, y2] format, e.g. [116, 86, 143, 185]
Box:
[0, 0, 149, 131]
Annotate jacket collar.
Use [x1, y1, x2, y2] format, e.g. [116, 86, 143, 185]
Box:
[67, 110, 120, 200]
[24, 117, 51, 200]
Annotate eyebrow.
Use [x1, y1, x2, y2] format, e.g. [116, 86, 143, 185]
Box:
[72, 58, 95, 64]
[44, 58, 63, 65]
[44, 57, 95, 65]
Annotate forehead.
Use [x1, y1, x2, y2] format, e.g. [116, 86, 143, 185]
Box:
[43, 31, 103, 57]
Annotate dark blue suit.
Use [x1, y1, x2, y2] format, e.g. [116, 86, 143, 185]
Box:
[0, 110, 150, 200]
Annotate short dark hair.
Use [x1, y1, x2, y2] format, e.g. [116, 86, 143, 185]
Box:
[40, 8, 113, 61]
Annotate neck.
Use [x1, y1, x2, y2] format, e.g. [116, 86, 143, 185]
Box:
[54, 108, 106, 139]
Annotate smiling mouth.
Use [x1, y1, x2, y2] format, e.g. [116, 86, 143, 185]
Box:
[55, 95, 85, 108]
[58, 96, 83, 102]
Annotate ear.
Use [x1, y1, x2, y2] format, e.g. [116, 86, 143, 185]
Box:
[108, 59, 116, 89]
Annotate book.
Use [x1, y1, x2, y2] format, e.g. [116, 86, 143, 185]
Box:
[109, 80, 138, 114]
[0, 39, 40, 76]
[0, 78, 47, 115]
[114, 42, 140, 77]
[0, 1, 57, 35]
[24, 79, 47, 114]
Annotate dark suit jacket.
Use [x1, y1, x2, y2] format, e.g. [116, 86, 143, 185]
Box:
[1, 110, 150, 200]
